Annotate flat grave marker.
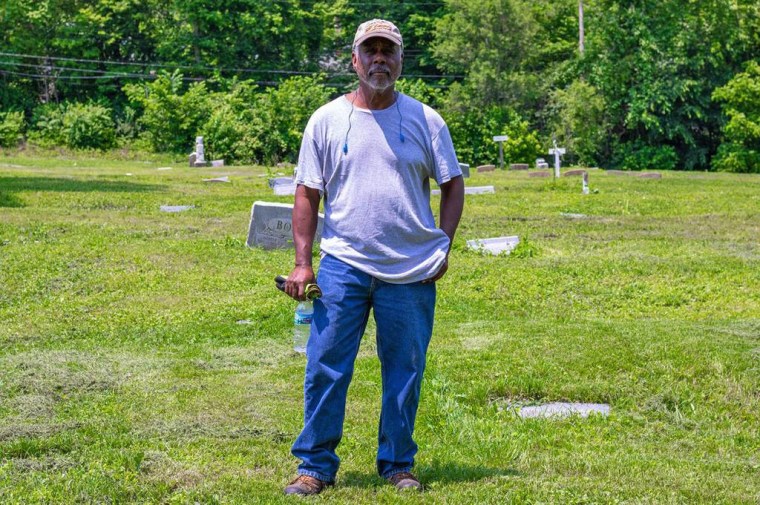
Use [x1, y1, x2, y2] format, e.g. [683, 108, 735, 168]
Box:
[466, 236, 520, 255]
[518, 402, 610, 419]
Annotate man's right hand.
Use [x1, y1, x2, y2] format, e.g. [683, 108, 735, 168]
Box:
[285, 265, 315, 301]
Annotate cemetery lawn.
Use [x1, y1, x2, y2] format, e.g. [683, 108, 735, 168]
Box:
[1, 154, 758, 504]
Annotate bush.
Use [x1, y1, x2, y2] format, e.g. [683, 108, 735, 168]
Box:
[0, 111, 26, 148]
[61, 102, 116, 150]
[28, 104, 66, 147]
[547, 80, 608, 167]
[612, 140, 677, 171]
[712, 62, 760, 173]
[202, 76, 332, 165]
[444, 104, 541, 167]
[123, 71, 213, 154]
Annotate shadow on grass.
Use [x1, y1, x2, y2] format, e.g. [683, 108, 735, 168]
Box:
[0, 176, 165, 207]
[340, 462, 519, 489]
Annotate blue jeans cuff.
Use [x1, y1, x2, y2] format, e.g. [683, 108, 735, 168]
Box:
[381, 467, 413, 480]
[298, 469, 335, 484]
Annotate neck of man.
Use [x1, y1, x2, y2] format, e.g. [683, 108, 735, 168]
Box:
[352, 82, 397, 110]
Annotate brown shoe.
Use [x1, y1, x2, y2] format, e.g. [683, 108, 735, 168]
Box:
[386, 472, 423, 491]
[284, 475, 332, 496]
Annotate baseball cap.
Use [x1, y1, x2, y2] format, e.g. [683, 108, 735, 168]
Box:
[352, 19, 403, 50]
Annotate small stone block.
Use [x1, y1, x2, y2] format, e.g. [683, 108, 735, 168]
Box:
[563, 169, 587, 177]
[203, 176, 229, 183]
[477, 164, 496, 173]
[518, 402, 610, 419]
[637, 172, 662, 179]
[606, 170, 630, 176]
[268, 177, 294, 188]
[211, 159, 225, 167]
[246, 201, 324, 250]
[465, 185, 495, 195]
[466, 236, 520, 255]
[273, 183, 297, 196]
[529, 171, 551, 178]
[188, 153, 197, 167]
[459, 163, 470, 178]
[510, 163, 529, 170]
[160, 205, 194, 213]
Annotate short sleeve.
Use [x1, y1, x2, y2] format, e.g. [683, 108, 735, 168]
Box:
[431, 124, 462, 186]
[295, 120, 325, 192]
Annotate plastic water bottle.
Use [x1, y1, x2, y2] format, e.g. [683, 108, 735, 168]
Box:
[293, 300, 313, 354]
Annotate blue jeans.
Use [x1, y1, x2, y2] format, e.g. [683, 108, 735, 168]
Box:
[291, 254, 436, 482]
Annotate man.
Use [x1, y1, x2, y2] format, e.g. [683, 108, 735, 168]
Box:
[282, 18, 465, 496]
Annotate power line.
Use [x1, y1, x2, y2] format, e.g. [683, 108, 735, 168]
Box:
[0, 51, 463, 80]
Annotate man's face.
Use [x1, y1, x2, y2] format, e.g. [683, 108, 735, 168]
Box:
[352, 37, 403, 93]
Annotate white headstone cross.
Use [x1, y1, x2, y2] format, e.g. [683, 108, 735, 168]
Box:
[493, 135, 509, 170]
[548, 139, 566, 179]
[195, 136, 206, 164]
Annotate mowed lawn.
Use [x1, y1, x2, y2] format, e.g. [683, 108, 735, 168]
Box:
[0, 154, 758, 504]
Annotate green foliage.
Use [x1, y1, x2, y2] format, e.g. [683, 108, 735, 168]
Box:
[445, 103, 541, 166]
[548, 80, 608, 167]
[0, 111, 26, 148]
[202, 76, 332, 165]
[26, 102, 116, 151]
[28, 104, 66, 147]
[712, 61, 760, 173]
[123, 71, 213, 154]
[60, 102, 116, 150]
[612, 140, 678, 171]
[395, 78, 445, 110]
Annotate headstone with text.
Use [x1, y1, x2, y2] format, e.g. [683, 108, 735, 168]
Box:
[246, 201, 324, 250]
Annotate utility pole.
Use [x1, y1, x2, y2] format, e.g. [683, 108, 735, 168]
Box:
[579, 0, 585, 55]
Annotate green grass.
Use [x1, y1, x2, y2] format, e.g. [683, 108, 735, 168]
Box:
[1, 153, 758, 504]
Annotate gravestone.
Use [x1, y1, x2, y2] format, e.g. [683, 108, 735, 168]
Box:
[518, 402, 610, 419]
[203, 176, 229, 183]
[188, 153, 197, 167]
[268, 177, 294, 188]
[195, 136, 206, 164]
[549, 138, 566, 178]
[606, 170, 629, 176]
[246, 201, 325, 250]
[493, 135, 509, 169]
[638, 172, 662, 179]
[535, 158, 549, 169]
[563, 169, 587, 177]
[466, 236, 520, 255]
[459, 163, 470, 178]
[529, 171, 551, 178]
[431, 185, 495, 196]
[582, 172, 590, 194]
[273, 183, 297, 196]
[211, 159, 225, 167]
[477, 164, 496, 173]
[160, 205, 194, 213]
[510, 163, 529, 170]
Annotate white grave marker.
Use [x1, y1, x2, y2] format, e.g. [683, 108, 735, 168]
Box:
[466, 236, 520, 255]
[432, 185, 494, 196]
[549, 138, 566, 178]
[195, 136, 206, 164]
[493, 135, 509, 170]
[582, 172, 589, 194]
[246, 201, 324, 250]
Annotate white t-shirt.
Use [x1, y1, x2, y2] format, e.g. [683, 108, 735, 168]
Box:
[295, 92, 462, 283]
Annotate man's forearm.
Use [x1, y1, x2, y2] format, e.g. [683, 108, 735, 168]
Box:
[292, 184, 321, 266]
[439, 175, 465, 249]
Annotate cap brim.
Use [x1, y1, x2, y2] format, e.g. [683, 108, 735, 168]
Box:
[353, 33, 403, 49]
